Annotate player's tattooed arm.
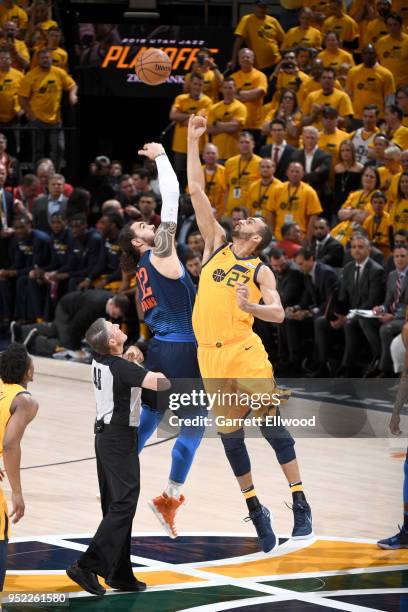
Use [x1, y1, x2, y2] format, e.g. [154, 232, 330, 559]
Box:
[153, 221, 177, 258]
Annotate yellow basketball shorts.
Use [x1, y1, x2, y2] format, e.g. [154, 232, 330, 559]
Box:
[197, 333, 287, 434]
[0, 489, 9, 541]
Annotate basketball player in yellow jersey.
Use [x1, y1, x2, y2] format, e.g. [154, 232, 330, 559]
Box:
[0, 344, 38, 597]
[187, 115, 313, 552]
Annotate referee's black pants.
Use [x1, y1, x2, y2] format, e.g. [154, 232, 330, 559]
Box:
[79, 424, 140, 583]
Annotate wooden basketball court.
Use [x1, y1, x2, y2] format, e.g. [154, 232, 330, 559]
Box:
[1, 357, 407, 611]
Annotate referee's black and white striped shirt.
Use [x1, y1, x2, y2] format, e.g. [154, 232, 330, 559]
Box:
[92, 354, 149, 427]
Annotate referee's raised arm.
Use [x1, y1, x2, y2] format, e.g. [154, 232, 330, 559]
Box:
[66, 317, 169, 596]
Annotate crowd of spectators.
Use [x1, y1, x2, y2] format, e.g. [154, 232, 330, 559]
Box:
[0, 0, 407, 378]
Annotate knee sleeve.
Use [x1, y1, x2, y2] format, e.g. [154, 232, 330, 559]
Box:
[260, 423, 296, 464]
[220, 428, 251, 477]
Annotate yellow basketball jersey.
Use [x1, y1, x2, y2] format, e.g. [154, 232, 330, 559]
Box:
[0, 381, 26, 541]
[192, 244, 263, 346]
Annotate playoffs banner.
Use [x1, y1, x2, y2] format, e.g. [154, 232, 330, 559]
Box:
[74, 23, 230, 98]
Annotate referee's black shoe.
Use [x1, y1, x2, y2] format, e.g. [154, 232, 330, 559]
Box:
[66, 561, 106, 596]
[106, 578, 147, 592]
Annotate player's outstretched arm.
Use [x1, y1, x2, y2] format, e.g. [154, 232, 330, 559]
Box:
[3, 393, 39, 523]
[236, 266, 284, 324]
[187, 115, 226, 263]
[142, 371, 171, 391]
[138, 142, 181, 275]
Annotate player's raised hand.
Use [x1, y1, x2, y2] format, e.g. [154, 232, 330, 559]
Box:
[138, 142, 165, 160]
[123, 345, 144, 363]
[10, 491, 25, 523]
[188, 114, 207, 140]
[236, 282, 252, 313]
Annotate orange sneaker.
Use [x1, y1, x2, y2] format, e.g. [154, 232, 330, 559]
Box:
[148, 492, 185, 539]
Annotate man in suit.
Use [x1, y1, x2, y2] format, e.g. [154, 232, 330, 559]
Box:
[314, 235, 385, 377]
[13, 290, 129, 358]
[358, 245, 408, 376]
[0, 162, 15, 269]
[260, 118, 296, 182]
[291, 126, 332, 206]
[32, 174, 68, 234]
[282, 247, 339, 374]
[311, 218, 344, 268]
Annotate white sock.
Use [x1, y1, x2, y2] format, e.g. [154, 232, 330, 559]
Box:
[165, 479, 183, 499]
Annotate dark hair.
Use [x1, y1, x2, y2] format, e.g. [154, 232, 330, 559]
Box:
[315, 217, 329, 227]
[256, 221, 273, 252]
[387, 104, 403, 121]
[133, 168, 150, 180]
[50, 212, 66, 221]
[281, 221, 297, 238]
[187, 230, 203, 240]
[393, 244, 408, 253]
[324, 31, 340, 44]
[371, 190, 387, 202]
[239, 131, 255, 143]
[322, 106, 338, 119]
[295, 246, 315, 260]
[395, 229, 408, 238]
[66, 188, 90, 219]
[14, 213, 31, 225]
[363, 104, 380, 115]
[0, 344, 30, 384]
[322, 67, 336, 79]
[111, 293, 129, 316]
[138, 191, 157, 203]
[269, 247, 284, 259]
[103, 212, 124, 230]
[184, 248, 200, 262]
[85, 318, 111, 354]
[119, 222, 140, 272]
[69, 213, 87, 226]
[362, 163, 381, 189]
[386, 12, 402, 26]
[190, 72, 204, 82]
[397, 171, 408, 199]
[231, 206, 248, 218]
[270, 117, 286, 129]
[21, 173, 39, 186]
[38, 47, 52, 56]
[277, 88, 299, 113]
[120, 173, 132, 184]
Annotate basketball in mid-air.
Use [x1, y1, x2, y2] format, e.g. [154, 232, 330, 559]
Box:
[135, 48, 172, 85]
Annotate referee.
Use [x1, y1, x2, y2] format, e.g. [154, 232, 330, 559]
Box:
[66, 318, 169, 596]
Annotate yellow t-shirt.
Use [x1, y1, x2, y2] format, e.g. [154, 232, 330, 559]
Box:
[346, 63, 395, 119]
[0, 4, 28, 28]
[282, 26, 322, 49]
[224, 153, 262, 214]
[330, 190, 375, 244]
[0, 381, 27, 541]
[192, 243, 262, 346]
[387, 171, 402, 207]
[270, 181, 322, 239]
[231, 68, 267, 130]
[270, 70, 310, 109]
[318, 128, 349, 166]
[208, 99, 247, 160]
[297, 77, 342, 107]
[184, 70, 220, 103]
[389, 197, 408, 233]
[19, 65, 76, 124]
[0, 67, 23, 122]
[390, 125, 408, 150]
[31, 47, 68, 72]
[234, 13, 284, 69]
[317, 48, 355, 71]
[375, 34, 408, 87]
[362, 211, 393, 257]
[322, 14, 359, 42]
[378, 164, 402, 191]
[244, 177, 282, 217]
[301, 88, 354, 129]
[37, 19, 58, 31]
[10, 39, 30, 72]
[171, 93, 212, 154]
[341, 189, 375, 212]
[365, 18, 389, 45]
[203, 164, 226, 219]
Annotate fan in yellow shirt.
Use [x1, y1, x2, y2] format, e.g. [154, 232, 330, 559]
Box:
[318, 31, 355, 70]
[396, 86, 408, 126]
[362, 190, 393, 257]
[0, 21, 29, 72]
[18, 48, 77, 124]
[224, 131, 261, 214]
[270, 162, 322, 241]
[268, 54, 310, 110]
[331, 165, 380, 244]
[183, 48, 223, 103]
[0, 49, 23, 123]
[30, 27, 68, 71]
[244, 159, 282, 221]
[297, 57, 342, 106]
[322, 0, 359, 44]
[207, 78, 247, 161]
[378, 145, 402, 191]
[170, 73, 212, 155]
[346, 45, 395, 119]
[384, 104, 408, 150]
[231, 49, 268, 131]
[389, 171, 408, 232]
[374, 14, 408, 87]
[0, 0, 28, 29]
[282, 8, 323, 49]
[201, 143, 226, 219]
[301, 67, 354, 129]
[387, 150, 408, 207]
[318, 106, 349, 166]
[231, 1, 284, 70]
[262, 89, 302, 147]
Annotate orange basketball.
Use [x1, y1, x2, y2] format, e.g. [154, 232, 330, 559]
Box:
[135, 48, 172, 85]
